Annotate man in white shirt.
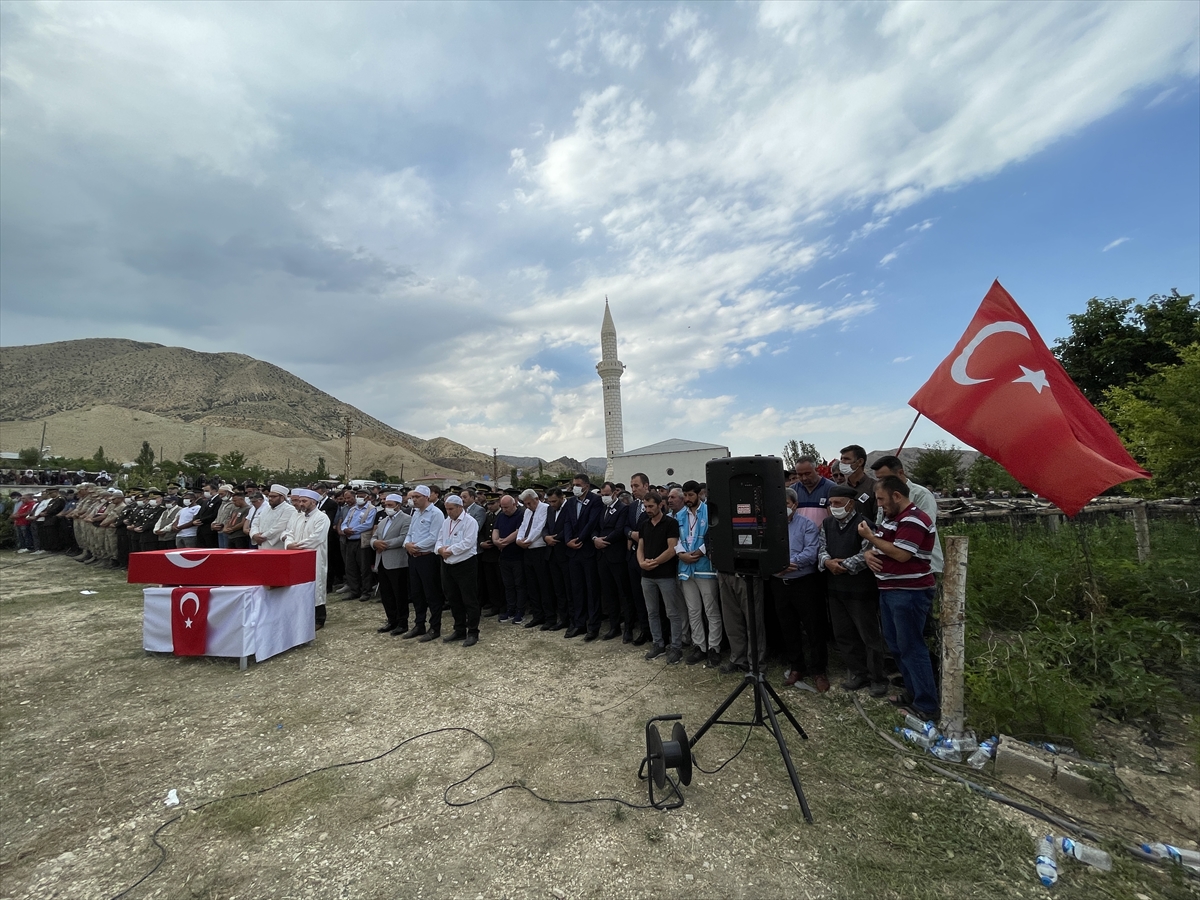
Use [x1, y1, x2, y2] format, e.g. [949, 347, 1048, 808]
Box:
[436, 494, 480, 647]
[250, 485, 298, 550]
[173, 493, 201, 548]
[284, 488, 332, 630]
[515, 488, 553, 628]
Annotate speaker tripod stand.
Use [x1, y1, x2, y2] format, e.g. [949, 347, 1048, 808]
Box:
[688, 572, 813, 823]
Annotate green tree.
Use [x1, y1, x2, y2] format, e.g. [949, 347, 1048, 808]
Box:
[219, 450, 249, 481]
[782, 439, 824, 470]
[1053, 290, 1199, 405]
[91, 446, 116, 470]
[182, 452, 219, 478]
[368, 469, 389, 483]
[314, 457, 329, 480]
[134, 441, 155, 477]
[17, 447, 41, 467]
[968, 455, 1023, 496]
[910, 441, 964, 492]
[1104, 343, 1200, 497]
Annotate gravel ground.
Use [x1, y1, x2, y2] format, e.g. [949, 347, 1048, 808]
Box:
[1, 551, 1195, 900]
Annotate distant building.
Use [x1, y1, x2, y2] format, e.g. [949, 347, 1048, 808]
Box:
[609, 439, 731, 487]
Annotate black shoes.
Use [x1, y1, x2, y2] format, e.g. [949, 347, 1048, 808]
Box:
[644, 643, 666, 660]
[718, 660, 747, 675]
[666, 648, 683, 665]
[583, 631, 599, 642]
[631, 631, 649, 646]
[840, 673, 872, 692]
[622, 630, 634, 643]
[564, 627, 583, 639]
[390, 625, 409, 636]
[706, 648, 721, 668]
[463, 634, 478, 648]
[401, 626, 426, 639]
[601, 628, 621, 641]
[417, 631, 441, 643]
[442, 630, 467, 643]
[539, 622, 556, 631]
[685, 647, 706, 665]
[377, 623, 396, 633]
[523, 618, 545, 629]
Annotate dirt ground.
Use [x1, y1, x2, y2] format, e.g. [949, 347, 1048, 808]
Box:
[1, 551, 1197, 900]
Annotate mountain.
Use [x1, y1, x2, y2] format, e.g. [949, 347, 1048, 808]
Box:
[0, 338, 489, 478]
[496, 454, 607, 478]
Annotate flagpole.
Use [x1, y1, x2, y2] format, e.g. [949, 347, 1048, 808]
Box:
[895, 411, 921, 454]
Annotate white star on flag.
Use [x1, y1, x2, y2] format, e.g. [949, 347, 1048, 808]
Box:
[1012, 366, 1050, 393]
[184, 618, 193, 628]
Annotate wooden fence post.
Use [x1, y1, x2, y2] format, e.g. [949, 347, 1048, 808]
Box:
[940, 535, 968, 738]
[1133, 503, 1151, 563]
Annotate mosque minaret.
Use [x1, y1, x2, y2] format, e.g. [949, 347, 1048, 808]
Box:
[597, 300, 626, 481]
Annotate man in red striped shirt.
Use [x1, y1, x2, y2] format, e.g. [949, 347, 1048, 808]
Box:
[857, 475, 939, 721]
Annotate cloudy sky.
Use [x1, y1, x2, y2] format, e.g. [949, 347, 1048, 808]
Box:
[2, 1, 1197, 462]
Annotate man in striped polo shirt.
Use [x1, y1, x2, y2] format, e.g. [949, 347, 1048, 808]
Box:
[858, 475, 940, 721]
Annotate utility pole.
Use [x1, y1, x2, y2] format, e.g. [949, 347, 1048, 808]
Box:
[493, 448, 498, 484]
[343, 415, 353, 483]
[400, 463, 405, 483]
[202, 427, 207, 454]
[38, 423, 47, 463]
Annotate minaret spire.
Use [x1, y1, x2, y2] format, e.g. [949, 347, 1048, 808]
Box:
[596, 297, 626, 480]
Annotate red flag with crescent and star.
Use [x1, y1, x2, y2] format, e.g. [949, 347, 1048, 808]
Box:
[170, 587, 210, 656]
[909, 280, 1149, 517]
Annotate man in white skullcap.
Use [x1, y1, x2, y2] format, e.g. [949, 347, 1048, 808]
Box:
[401, 485, 445, 641]
[436, 494, 480, 646]
[284, 488, 331, 630]
[371, 493, 412, 635]
[251, 484, 298, 550]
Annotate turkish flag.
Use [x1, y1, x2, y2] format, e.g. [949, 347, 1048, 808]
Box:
[170, 587, 211, 656]
[909, 281, 1149, 516]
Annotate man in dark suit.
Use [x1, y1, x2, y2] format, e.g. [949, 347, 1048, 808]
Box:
[315, 484, 343, 593]
[541, 488, 571, 630]
[623, 472, 652, 645]
[561, 473, 603, 639]
[593, 480, 635, 641]
[193, 482, 223, 548]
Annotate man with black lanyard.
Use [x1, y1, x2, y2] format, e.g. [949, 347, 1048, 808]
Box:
[436, 495, 481, 646]
[622, 473, 652, 646]
[516, 488, 553, 629]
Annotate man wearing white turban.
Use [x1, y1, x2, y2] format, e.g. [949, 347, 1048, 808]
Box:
[251, 484, 297, 550]
[285, 488, 331, 629]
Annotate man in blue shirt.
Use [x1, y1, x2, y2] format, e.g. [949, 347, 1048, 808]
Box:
[339, 489, 378, 601]
[401, 485, 446, 641]
[773, 487, 828, 693]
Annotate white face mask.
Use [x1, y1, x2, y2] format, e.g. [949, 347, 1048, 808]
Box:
[572, 486, 584, 497]
[384, 507, 398, 517]
[182, 499, 192, 507]
[601, 494, 615, 506]
[203, 491, 212, 498]
[355, 497, 366, 507]
[787, 507, 795, 520]
[149, 498, 159, 506]
[839, 462, 854, 475]
[137, 500, 145, 506]
[830, 505, 851, 520]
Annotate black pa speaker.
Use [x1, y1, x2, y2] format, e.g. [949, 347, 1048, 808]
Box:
[705, 455, 789, 577]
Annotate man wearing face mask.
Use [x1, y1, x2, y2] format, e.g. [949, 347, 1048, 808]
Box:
[284, 488, 332, 630]
[436, 495, 481, 646]
[593, 481, 635, 641]
[173, 492, 201, 548]
[773, 488, 827, 692]
[155, 494, 183, 550]
[402, 485, 446, 641]
[820, 484, 889, 697]
[242, 491, 265, 546]
[838, 445, 877, 522]
[371, 493, 412, 635]
[515, 488, 552, 629]
[194, 482, 223, 549]
[130, 489, 165, 554]
[562, 473, 604, 639]
[339, 490, 378, 601]
[250, 485, 298, 550]
[540, 488, 571, 629]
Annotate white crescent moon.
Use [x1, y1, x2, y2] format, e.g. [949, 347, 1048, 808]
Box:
[950, 321, 1030, 385]
[166, 551, 209, 569]
[178, 591, 200, 617]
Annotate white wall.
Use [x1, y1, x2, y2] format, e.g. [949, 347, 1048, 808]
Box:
[609, 448, 730, 487]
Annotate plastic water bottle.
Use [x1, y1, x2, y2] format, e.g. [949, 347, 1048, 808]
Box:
[929, 737, 962, 763]
[1035, 835, 1058, 887]
[903, 714, 939, 739]
[1060, 837, 1112, 872]
[949, 731, 978, 753]
[966, 736, 998, 769]
[1142, 843, 1200, 870]
[895, 726, 936, 750]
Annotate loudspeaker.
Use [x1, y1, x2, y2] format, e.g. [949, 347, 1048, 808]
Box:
[705, 455, 789, 577]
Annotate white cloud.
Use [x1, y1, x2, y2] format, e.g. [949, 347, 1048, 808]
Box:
[1102, 236, 1130, 252]
[893, 356, 912, 363]
[879, 249, 901, 266]
[907, 218, 936, 233]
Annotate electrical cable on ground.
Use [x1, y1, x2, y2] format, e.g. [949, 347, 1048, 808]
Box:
[109, 726, 655, 900]
[851, 696, 1199, 880]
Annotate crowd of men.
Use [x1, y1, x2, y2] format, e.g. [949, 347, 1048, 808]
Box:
[5, 443, 943, 721]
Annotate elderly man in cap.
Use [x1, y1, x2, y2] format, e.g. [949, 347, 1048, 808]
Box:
[436, 494, 481, 646]
[194, 482, 224, 548]
[402, 485, 446, 641]
[338, 488, 377, 602]
[251, 484, 298, 550]
[371, 493, 412, 635]
[211, 484, 236, 548]
[284, 488, 332, 630]
[95, 489, 128, 566]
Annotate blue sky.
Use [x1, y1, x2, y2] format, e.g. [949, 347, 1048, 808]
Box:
[2, 1, 1197, 463]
